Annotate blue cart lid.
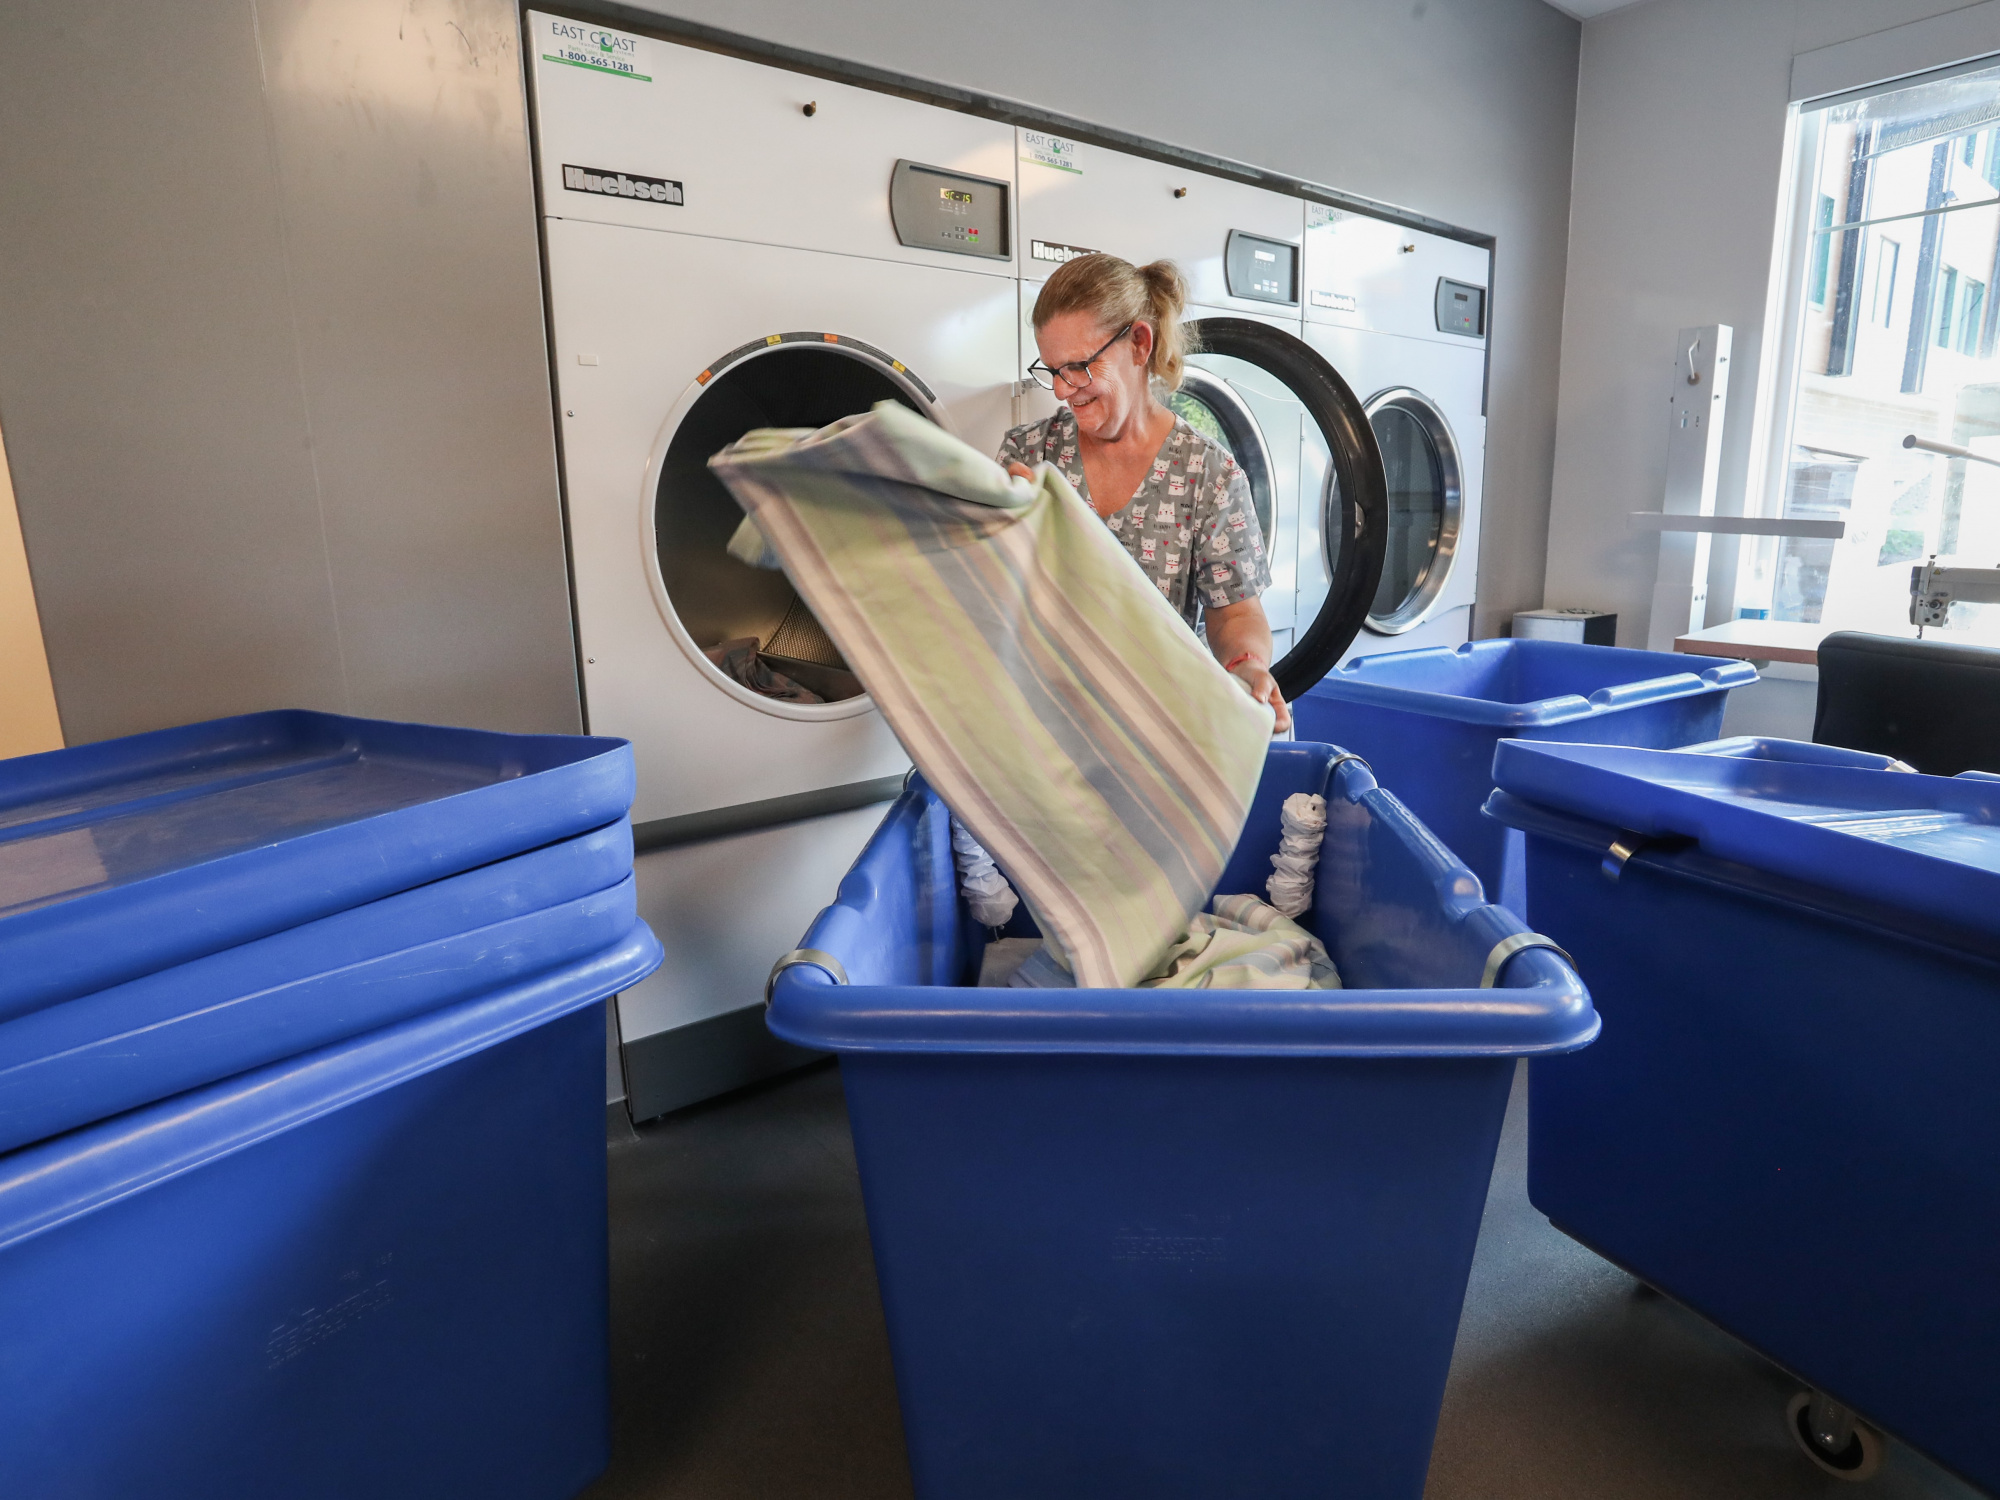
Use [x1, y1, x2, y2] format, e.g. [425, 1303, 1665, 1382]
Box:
[0, 822, 636, 1157]
[0, 711, 633, 1018]
[1490, 737, 2000, 938]
[1303, 639, 1755, 727]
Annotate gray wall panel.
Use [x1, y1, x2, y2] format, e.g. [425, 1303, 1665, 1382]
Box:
[0, 1, 348, 740]
[0, 0, 579, 745]
[1544, 0, 1994, 647]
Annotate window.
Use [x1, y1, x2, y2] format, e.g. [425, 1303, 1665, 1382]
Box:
[1872, 238, 1901, 324]
[1809, 195, 1835, 306]
[1742, 62, 2000, 643]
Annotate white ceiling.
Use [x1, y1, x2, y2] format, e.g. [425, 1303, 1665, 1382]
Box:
[1545, 0, 1650, 18]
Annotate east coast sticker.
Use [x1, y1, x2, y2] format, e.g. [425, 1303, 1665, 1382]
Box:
[1021, 131, 1081, 175]
[541, 17, 650, 81]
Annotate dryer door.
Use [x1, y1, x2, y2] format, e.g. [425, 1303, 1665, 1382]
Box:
[1182, 318, 1386, 700]
[651, 334, 940, 710]
[1362, 387, 1463, 635]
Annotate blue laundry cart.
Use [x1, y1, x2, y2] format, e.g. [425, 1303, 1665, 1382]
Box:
[1485, 737, 2000, 1489]
[1292, 639, 1755, 908]
[767, 741, 1598, 1500]
[0, 710, 662, 1499]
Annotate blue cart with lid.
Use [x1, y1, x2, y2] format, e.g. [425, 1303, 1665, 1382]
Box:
[768, 741, 1597, 1500]
[0, 711, 661, 1499]
[1293, 639, 1756, 907]
[1485, 736, 2000, 1489]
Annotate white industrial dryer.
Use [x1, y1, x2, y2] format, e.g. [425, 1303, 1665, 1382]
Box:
[527, 15, 1019, 1114]
[1301, 207, 1491, 659]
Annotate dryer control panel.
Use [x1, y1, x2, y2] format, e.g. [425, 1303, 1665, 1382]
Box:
[889, 161, 1010, 259]
[1435, 278, 1487, 337]
[1224, 230, 1299, 305]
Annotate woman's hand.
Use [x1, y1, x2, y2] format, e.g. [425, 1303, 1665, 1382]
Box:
[1229, 660, 1291, 731]
[1205, 598, 1291, 732]
[1005, 461, 1034, 481]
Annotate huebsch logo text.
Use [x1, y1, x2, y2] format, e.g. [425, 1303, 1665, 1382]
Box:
[563, 165, 683, 205]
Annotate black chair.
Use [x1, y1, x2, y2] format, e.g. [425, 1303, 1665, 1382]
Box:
[1814, 631, 2000, 775]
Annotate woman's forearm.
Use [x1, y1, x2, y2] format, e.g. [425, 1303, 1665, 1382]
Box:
[1205, 598, 1291, 730]
[1206, 601, 1273, 671]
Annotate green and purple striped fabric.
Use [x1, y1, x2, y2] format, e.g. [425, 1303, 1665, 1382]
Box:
[709, 400, 1272, 989]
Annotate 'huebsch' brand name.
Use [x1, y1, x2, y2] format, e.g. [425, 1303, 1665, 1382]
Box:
[563, 165, 683, 205]
[1031, 239, 1097, 264]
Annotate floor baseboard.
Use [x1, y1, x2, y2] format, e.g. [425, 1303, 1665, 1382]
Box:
[621, 1004, 823, 1122]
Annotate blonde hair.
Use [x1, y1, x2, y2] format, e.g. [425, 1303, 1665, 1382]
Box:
[1031, 255, 1198, 390]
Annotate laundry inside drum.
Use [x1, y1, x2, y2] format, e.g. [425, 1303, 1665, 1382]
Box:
[656, 344, 928, 704]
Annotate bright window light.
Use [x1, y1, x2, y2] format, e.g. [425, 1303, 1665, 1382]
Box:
[1744, 61, 2000, 642]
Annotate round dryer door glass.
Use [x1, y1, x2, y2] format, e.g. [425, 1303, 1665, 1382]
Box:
[655, 341, 932, 706]
[1166, 367, 1276, 546]
[1364, 390, 1462, 635]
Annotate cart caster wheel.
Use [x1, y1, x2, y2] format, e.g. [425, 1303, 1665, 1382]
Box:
[1788, 1391, 1883, 1481]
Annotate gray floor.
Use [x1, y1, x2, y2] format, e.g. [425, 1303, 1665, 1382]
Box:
[584, 1062, 1984, 1500]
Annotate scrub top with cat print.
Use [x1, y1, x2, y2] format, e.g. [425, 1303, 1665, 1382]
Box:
[996, 407, 1270, 632]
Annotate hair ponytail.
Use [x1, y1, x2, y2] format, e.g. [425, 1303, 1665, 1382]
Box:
[1032, 254, 1201, 390]
[1136, 259, 1195, 388]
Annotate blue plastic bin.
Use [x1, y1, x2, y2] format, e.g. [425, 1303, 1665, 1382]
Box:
[1292, 639, 1755, 906]
[1485, 738, 2000, 1492]
[768, 742, 1598, 1500]
[0, 710, 634, 1017]
[0, 710, 662, 1497]
[0, 928, 661, 1500]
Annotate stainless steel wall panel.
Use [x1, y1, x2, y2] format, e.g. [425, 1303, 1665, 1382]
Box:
[253, 0, 580, 733]
[0, 0, 580, 744]
[0, 1, 348, 742]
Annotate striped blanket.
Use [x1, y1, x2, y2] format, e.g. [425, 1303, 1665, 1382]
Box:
[709, 401, 1273, 989]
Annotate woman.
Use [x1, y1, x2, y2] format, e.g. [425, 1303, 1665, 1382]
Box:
[999, 254, 1290, 730]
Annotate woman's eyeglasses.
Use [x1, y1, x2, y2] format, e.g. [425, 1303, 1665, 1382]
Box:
[1026, 323, 1134, 391]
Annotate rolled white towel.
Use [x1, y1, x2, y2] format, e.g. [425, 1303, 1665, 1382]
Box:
[1266, 791, 1327, 918]
[950, 816, 1020, 928]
